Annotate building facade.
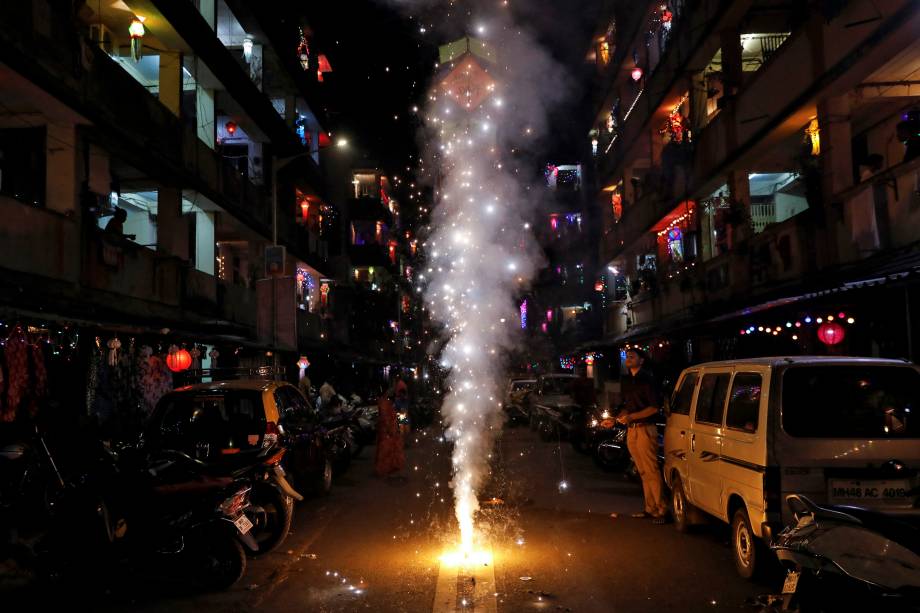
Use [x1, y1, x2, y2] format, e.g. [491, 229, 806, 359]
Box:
[587, 0, 920, 393]
[0, 2, 359, 425]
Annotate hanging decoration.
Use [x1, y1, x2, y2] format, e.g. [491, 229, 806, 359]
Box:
[519, 299, 528, 330]
[166, 345, 192, 372]
[208, 347, 220, 368]
[559, 356, 576, 370]
[599, 40, 611, 65]
[805, 117, 820, 156]
[106, 337, 122, 367]
[660, 5, 673, 31]
[817, 321, 845, 346]
[189, 346, 202, 370]
[3, 326, 29, 422]
[660, 94, 690, 143]
[242, 38, 253, 63]
[128, 17, 145, 62]
[320, 280, 331, 309]
[297, 27, 310, 71]
[297, 356, 310, 380]
[667, 227, 684, 263]
[611, 192, 623, 222]
[225, 121, 237, 136]
[739, 312, 855, 344]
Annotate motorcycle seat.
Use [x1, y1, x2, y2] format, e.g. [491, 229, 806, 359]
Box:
[832, 505, 920, 557]
[152, 475, 234, 496]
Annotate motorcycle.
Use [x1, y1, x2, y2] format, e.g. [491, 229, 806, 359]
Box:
[770, 494, 920, 612]
[239, 446, 302, 557]
[32, 443, 259, 592]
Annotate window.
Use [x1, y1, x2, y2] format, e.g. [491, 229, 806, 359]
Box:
[694, 373, 730, 425]
[726, 373, 762, 432]
[782, 366, 920, 438]
[148, 390, 264, 458]
[276, 386, 317, 429]
[670, 372, 698, 416]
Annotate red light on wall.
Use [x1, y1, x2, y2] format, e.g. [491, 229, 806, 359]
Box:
[631, 66, 643, 81]
[225, 121, 237, 136]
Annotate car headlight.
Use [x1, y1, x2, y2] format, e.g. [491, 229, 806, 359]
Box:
[601, 410, 610, 420]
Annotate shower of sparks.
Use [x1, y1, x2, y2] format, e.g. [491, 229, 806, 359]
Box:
[420, 24, 538, 554]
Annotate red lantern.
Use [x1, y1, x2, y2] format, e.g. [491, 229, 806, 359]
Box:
[817, 322, 845, 346]
[631, 66, 643, 82]
[225, 121, 237, 136]
[166, 348, 193, 372]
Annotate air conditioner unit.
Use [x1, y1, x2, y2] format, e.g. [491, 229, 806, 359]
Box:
[89, 23, 115, 56]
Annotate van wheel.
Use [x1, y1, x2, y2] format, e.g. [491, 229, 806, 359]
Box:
[671, 476, 694, 533]
[731, 508, 758, 579]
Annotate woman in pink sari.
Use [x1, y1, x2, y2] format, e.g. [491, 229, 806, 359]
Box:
[374, 390, 405, 478]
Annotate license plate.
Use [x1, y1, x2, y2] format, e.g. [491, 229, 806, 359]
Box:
[782, 570, 799, 594]
[234, 514, 253, 535]
[829, 479, 912, 505]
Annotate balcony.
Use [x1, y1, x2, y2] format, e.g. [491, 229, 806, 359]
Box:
[0, 196, 80, 284]
[347, 196, 394, 225]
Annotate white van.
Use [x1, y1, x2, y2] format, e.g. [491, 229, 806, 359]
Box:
[663, 357, 920, 579]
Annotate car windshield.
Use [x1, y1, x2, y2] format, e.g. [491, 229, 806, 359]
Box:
[541, 377, 573, 394]
[782, 365, 920, 438]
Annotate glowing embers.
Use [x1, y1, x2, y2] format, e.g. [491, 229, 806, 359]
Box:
[439, 547, 494, 568]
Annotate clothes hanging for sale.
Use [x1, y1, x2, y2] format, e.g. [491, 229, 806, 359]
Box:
[3, 326, 29, 422]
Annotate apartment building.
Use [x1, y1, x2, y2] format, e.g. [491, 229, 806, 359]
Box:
[587, 0, 920, 386]
[0, 2, 346, 423]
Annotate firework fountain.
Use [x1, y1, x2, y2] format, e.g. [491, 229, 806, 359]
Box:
[417, 16, 568, 557]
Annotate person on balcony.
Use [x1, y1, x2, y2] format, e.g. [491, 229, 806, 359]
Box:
[104, 207, 135, 240]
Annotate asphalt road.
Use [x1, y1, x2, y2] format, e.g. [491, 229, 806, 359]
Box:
[6, 420, 779, 612]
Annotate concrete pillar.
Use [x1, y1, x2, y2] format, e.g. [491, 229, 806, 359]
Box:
[719, 29, 743, 98]
[195, 210, 215, 274]
[196, 85, 215, 149]
[158, 51, 183, 117]
[197, 0, 216, 29]
[817, 96, 852, 196]
[157, 187, 188, 260]
[46, 123, 77, 214]
[688, 71, 708, 134]
[284, 96, 297, 129]
[816, 96, 852, 265]
[727, 170, 751, 245]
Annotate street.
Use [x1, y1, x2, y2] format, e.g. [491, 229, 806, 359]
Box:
[21, 421, 766, 613]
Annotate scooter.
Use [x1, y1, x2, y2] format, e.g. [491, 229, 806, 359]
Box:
[36, 445, 260, 591]
[770, 494, 920, 612]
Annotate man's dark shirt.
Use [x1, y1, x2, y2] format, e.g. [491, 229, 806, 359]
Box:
[621, 368, 662, 424]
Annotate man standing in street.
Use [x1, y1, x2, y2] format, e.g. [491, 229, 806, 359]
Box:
[617, 348, 668, 524]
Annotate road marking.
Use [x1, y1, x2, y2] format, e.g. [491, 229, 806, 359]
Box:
[432, 545, 497, 613]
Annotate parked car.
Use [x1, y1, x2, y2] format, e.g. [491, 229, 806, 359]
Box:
[145, 380, 333, 497]
[502, 378, 536, 423]
[527, 374, 581, 429]
[663, 357, 920, 580]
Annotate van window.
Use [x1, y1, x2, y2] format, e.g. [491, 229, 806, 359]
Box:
[671, 372, 698, 416]
[725, 373, 762, 432]
[695, 373, 731, 425]
[782, 366, 920, 438]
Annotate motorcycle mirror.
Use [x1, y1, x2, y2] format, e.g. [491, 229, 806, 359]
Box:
[786, 495, 813, 521]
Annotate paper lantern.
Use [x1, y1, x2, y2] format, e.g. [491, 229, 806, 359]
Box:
[817, 322, 845, 346]
[631, 66, 643, 82]
[166, 348, 192, 372]
[128, 18, 145, 62]
[226, 121, 237, 136]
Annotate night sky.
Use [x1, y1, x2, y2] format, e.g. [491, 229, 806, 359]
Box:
[300, 0, 603, 173]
